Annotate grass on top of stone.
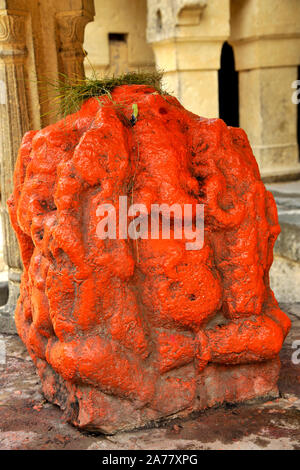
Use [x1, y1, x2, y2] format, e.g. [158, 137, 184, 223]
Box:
[44, 70, 166, 118]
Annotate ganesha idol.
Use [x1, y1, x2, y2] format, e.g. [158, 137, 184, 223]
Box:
[8, 84, 291, 433]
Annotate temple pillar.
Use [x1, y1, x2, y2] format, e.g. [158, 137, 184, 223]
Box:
[0, 1, 94, 333]
[230, 0, 300, 180]
[56, 9, 94, 79]
[147, 0, 230, 118]
[0, 9, 30, 333]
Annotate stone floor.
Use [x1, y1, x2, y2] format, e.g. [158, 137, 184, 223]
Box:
[0, 303, 299, 450]
[266, 180, 300, 226]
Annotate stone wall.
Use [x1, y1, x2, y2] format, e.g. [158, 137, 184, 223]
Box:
[84, 0, 155, 77]
[230, 0, 300, 180]
[147, 0, 229, 119]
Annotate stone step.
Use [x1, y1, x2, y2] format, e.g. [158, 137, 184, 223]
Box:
[267, 180, 300, 303]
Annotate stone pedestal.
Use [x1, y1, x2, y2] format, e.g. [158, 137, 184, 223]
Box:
[230, 0, 300, 179]
[147, 0, 230, 118]
[40, 357, 280, 434]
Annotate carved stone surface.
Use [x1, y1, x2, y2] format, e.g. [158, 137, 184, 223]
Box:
[56, 10, 94, 78]
[8, 85, 291, 433]
[0, 12, 26, 45]
[147, 0, 207, 42]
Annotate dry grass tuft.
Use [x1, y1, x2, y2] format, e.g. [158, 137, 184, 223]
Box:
[42, 70, 166, 118]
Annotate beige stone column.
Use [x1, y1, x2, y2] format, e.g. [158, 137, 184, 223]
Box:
[230, 0, 300, 180]
[56, 9, 94, 79]
[0, 1, 94, 333]
[0, 9, 29, 332]
[147, 0, 230, 118]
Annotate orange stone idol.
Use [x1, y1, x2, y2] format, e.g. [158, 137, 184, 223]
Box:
[8, 85, 291, 433]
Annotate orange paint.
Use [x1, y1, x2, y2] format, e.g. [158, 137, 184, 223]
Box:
[8, 85, 291, 432]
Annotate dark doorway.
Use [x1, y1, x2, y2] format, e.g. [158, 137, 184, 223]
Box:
[218, 42, 239, 127]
